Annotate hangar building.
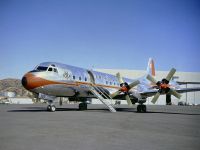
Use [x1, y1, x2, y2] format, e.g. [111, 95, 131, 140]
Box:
[96, 69, 200, 105]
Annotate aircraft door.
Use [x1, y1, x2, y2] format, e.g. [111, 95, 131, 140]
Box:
[87, 71, 95, 84]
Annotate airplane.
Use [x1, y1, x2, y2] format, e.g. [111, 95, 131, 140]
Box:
[21, 58, 200, 112]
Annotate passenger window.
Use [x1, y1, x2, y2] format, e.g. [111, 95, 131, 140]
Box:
[73, 76, 75, 80]
[85, 77, 87, 81]
[79, 77, 81, 81]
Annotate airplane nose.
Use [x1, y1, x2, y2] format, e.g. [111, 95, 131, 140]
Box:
[21, 73, 37, 90]
[21, 76, 27, 87]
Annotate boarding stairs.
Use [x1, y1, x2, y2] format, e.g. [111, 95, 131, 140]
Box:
[89, 85, 116, 112]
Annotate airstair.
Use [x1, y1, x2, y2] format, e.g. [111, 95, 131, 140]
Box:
[89, 85, 116, 112]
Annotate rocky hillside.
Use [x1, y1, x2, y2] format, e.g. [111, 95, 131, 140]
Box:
[0, 78, 31, 97]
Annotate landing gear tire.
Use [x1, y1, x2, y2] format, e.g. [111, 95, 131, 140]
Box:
[47, 105, 56, 112]
[137, 105, 141, 112]
[141, 105, 146, 112]
[79, 103, 87, 110]
[50, 105, 56, 112]
[137, 105, 146, 113]
[47, 105, 51, 111]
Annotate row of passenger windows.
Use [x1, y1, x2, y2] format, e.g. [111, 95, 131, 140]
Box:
[72, 76, 88, 82]
[72, 75, 119, 86]
[94, 75, 119, 85]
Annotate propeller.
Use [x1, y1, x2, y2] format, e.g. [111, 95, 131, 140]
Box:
[110, 72, 140, 106]
[146, 68, 181, 104]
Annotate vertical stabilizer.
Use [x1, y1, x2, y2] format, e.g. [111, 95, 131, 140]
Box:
[146, 58, 155, 76]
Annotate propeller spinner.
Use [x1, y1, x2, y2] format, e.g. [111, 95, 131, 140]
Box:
[146, 68, 181, 104]
[110, 72, 140, 106]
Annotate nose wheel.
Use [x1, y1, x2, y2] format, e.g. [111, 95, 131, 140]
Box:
[47, 100, 56, 112]
[137, 104, 147, 113]
[47, 105, 56, 112]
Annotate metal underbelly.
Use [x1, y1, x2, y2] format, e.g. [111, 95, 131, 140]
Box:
[32, 84, 95, 97]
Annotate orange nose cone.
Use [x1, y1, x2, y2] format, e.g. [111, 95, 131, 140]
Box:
[120, 86, 129, 92]
[21, 73, 38, 90]
[160, 83, 170, 89]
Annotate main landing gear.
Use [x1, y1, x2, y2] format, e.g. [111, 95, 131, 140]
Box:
[79, 103, 87, 111]
[137, 104, 147, 113]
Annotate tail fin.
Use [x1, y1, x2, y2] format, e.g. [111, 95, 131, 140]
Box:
[146, 58, 155, 76]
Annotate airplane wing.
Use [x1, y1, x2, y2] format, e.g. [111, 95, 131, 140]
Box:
[139, 89, 157, 97]
[139, 87, 200, 97]
[175, 87, 200, 93]
[176, 81, 200, 85]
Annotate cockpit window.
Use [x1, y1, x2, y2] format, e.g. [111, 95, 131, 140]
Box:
[48, 67, 53, 71]
[53, 68, 58, 73]
[47, 66, 58, 73]
[37, 66, 48, 71]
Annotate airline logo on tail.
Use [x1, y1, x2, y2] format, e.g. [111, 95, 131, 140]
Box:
[147, 58, 155, 76]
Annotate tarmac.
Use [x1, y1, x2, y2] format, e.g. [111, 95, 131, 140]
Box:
[0, 104, 200, 150]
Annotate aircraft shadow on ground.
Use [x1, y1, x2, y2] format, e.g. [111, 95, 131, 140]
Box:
[145, 111, 200, 116]
[8, 107, 78, 112]
[7, 107, 134, 112]
[7, 107, 200, 115]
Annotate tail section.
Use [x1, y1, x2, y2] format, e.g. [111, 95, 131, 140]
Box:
[146, 58, 155, 76]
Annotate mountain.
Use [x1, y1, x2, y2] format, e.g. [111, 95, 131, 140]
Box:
[0, 78, 31, 97]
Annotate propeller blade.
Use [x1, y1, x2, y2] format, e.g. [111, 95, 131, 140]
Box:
[110, 90, 121, 98]
[116, 72, 124, 83]
[151, 92, 160, 104]
[129, 80, 140, 89]
[169, 89, 181, 99]
[166, 68, 176, 81]
[146, 74, 157, 84]
[125, 95, 133, 106]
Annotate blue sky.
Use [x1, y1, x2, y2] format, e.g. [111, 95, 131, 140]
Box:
[0, 0, 200, 79]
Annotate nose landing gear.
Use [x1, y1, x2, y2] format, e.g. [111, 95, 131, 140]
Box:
[47, 100, 56, 112]
[47, 105, 56, 112]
